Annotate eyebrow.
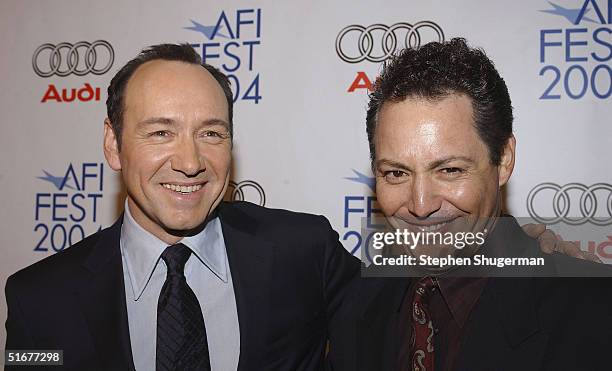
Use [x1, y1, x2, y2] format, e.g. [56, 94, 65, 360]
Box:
[376, 156, 476, 171]
[427, 156, 476, 170]
[375, 159, 412, 171]
[137, 117, 230, 129]
[138, 117, 175, 126]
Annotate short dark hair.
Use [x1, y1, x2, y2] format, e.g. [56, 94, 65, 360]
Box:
[106, 43, 233, 149]
[366, 37, 513, 166]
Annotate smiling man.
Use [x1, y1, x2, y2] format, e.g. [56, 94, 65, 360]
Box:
[105, 53, 233, 244]
[328, 38, 612, 371]
[4, 44, 359, 371]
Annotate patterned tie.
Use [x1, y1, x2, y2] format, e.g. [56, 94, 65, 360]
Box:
[410, 277, 436, 371]
[156, 243, 211, 371]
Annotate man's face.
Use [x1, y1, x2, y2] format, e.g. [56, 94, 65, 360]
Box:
[104, 60, 231, 244]
[373, 94, 514, 248]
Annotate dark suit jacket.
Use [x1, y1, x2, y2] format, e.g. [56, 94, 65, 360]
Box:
[5, 201, 360, 371]
[327, 217, 612, 371]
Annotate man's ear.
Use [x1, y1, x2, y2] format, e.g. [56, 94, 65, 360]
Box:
[103, 119, 121, 171]
[498, 134, 515, 187]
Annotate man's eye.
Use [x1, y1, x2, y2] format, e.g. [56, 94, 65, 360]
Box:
[151, 130, 170, 137]
[386, 170, 406, 178]
[200, 130, 229, 142]
[203, 130, 222, 138]
[441, 167, 464, 174]
[382, 170, 408, 183]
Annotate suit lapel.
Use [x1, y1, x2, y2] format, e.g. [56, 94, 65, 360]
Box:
[454, 277, 549, 371]
[489, 218, 551, 370]
[357, 278, 411, 371]
[218, 203, 275, 371]
[455, 219, 551, 371]
[75, 218, 135, 370]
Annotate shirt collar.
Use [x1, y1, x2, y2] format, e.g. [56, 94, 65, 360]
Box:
[120, 201, 228, 301]
[435, 277, 488, 328]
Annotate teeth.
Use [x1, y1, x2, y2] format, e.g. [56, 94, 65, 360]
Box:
[419, 222, 447, 232]
[162, 183, 202, 193]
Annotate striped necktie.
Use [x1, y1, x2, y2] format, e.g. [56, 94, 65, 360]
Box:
[156, 243, 211, 371]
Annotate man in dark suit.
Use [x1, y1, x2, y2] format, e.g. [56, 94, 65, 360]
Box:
[327, 38, 612, 371]
[4, 44, 359, 370]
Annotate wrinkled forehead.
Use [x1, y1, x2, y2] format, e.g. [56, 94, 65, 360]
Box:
[124, 60, 228, 120]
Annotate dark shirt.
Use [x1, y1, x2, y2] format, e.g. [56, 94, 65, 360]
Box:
[397, 277, 488, 371]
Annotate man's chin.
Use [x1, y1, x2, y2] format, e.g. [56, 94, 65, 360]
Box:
[159, 213, 212, 236]
[162, 223, 206, 238]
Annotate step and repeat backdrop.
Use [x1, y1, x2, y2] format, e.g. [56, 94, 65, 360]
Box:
[1, 0, 610, 351]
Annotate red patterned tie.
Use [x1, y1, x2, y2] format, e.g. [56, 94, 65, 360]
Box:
[410, 277, 436, 371]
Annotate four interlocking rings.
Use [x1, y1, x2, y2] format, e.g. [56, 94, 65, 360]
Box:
[527, 183, 612, 225]
[32, 40, 114, 77]
[227, 180, 266, 206]
[335, 21, 445, 63]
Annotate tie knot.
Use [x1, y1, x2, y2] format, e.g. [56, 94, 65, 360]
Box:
[161, 243, 192, 276]
[415, 276, 436, 299]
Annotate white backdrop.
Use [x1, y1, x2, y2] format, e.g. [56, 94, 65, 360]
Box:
[1, 0, 611, 358]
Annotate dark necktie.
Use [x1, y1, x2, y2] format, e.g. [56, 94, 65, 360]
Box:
[410, 277, 436, 371]
[156, 243, 211, 371]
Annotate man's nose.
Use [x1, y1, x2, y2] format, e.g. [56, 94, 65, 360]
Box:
[407, 175, 442, 218]
[171, 137, 205, 176]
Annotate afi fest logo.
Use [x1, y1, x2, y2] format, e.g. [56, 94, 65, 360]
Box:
[539, 0, 611, 100]
[342, 170, 382, 259]
[34, 163, 105, 253]
[33, 40, 113, 104]
[335, 21, 444, 92]
[184, 9, 262, 104]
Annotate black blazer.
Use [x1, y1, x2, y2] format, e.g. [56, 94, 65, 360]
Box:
[5, 201, 360, 370]
[328, 217, 612, 371]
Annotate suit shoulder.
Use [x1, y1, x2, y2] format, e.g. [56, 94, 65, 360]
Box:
[340, 275, 409, 318]
[551, 252, 612, 273]
[531, 256, 612, 325]
[6, 227, 106, 290]
[223, 201, 331, 231]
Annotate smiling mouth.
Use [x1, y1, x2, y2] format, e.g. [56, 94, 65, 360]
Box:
[415, 222, 449, 232]
[401, 217, 460, 233]
[161, 183, 203, 194]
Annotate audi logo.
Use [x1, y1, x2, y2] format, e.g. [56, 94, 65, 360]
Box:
[526, 183, 612, 225]
[335, 21, 445, 63]
[32, 40, 114, 77]
[226, 180, 266, 206]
